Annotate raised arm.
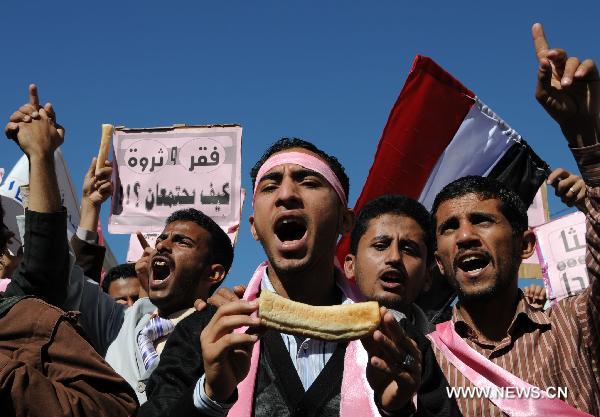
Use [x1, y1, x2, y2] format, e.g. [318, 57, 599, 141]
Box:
[532, 23, 600, 351]
[3, 85, 70, 305]
[71, 157, 113, 282]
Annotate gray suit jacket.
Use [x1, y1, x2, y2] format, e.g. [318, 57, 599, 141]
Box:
[105, 298, 157, 404]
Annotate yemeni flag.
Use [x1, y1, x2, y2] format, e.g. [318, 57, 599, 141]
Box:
[337, 55, 549, 265]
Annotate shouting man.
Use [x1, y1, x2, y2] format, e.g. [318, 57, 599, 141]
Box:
[139, 139, 419, 416]
[426, 23, 600, 416]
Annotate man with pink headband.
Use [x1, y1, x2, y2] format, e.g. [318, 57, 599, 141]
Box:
[138, 138, 427, 417]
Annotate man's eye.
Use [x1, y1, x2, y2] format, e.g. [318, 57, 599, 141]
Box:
[402, 245, 419, 256]
[475, 219, 493, 226]
[261, 184, 277, 192]
[373, 243, 388, 251]
[302, 179, 321, 188]
[439, 221, 458, 235]
[439, 227, 454, 236]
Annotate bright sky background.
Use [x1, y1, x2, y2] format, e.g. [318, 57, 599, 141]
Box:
[1, 1, 599, 288]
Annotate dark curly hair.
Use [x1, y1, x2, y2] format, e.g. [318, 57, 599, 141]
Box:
[431, 176, 528, 237]
[350, 194, 434, 263]
[101, 263, 138, 293]
[166, 208, 234, 295]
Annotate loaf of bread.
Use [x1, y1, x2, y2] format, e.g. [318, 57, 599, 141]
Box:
[96, 124, 113, 172]
[258, 290, 380, 341]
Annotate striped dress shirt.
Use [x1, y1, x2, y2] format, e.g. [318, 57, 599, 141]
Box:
[261, 270, 350, 390]
[432, 143, 600, 416]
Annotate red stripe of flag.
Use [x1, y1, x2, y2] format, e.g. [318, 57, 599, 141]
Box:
[337, 55, 475, 265]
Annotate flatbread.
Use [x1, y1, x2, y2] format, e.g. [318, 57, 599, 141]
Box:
[258, 290, 380, 341]
[96, 124, 113, 172]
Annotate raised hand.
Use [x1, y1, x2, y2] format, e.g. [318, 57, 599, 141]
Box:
[523, 284, 547, 310]
[547, 167, 586, 211]
[200, 299, 260, 402]
[532, 23, 599, 146]
[5, 85, 65, 158]
[78, 157, 114, 233]
[135, 233, 155, 293]
[361, 307, 422, 413]
[82, 158, 113, 208]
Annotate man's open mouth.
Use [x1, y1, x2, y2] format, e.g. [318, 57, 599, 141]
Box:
[379, 270, 405, 289]
[274, 216, 307, 243]
[456, 253, 491, 276]
[151, 255, 172, 283]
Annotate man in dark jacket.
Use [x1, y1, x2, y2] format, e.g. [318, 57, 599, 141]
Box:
[1, 84, 138, 416]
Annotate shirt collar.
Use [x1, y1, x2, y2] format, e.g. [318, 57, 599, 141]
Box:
[153, 307, 195, 325]
[452, 290, 551, 342]
[261, 267, 351, 305]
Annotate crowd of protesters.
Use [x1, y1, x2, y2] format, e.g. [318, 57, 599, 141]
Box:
[0, 22, 597, 417]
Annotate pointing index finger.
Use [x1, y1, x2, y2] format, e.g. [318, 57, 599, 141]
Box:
[28, 84, 40, 108]
[136, 231, 150, 249]
[532, 23, 549, 60]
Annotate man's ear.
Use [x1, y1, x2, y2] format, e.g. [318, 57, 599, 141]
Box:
[207, 263, 227, 287]
[249, 215, 259, 241]
[434, 251, 446, 277]
[520, 229, 536, 260]
[344, 253, 356, 280]
[339, 208, 355, 235]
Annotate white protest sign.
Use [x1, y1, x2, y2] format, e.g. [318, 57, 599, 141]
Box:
[0, 149, 81, 241]
[109, 125, 243, 234]
[534, 211, 589, 304]
[0, 155, 28, 205]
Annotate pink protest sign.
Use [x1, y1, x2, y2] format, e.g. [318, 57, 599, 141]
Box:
[125, 189, 245, 262]
[534, 211, 589, 304]
[108, 125, 242, 234]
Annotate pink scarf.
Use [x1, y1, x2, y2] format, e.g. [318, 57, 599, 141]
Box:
[228, 261, 379, 417]
[428, 320, 593, 417]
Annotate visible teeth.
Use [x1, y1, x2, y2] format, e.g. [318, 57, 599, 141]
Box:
[464, 256, 478, 262]
[282, 219, 291, 224]
[154, 260, 167, 266]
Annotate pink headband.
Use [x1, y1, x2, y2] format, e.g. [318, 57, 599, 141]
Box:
[253, 151, 348, 207]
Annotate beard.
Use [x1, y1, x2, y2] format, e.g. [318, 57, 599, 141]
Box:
[454, 279, 504, 303]
[369, 292, 408, 312]
[450, 252, 521, 304]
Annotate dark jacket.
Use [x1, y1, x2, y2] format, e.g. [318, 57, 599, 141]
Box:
[0, 296, 138, 416]
[4, 209, 71, 305]
[140, 305, 462, 417]
[0, 209, 138, 416]
[70, 232, 106, 283]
